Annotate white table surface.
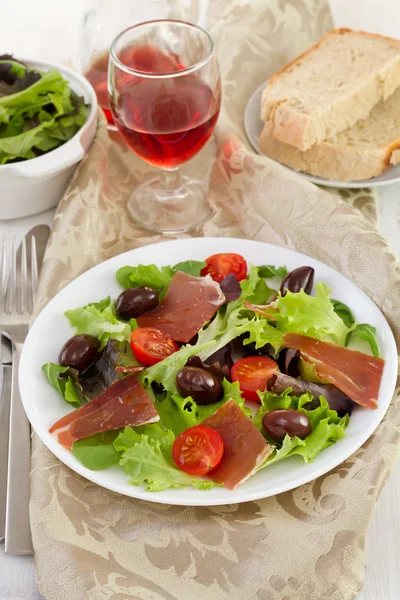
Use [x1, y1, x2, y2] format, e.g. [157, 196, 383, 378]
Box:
[1, 2, 400, 599]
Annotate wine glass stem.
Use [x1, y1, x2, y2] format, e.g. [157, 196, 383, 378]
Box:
[158, 168, 183, 200]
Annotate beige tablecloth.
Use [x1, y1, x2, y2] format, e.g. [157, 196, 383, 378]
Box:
[30, 1, 399, 599]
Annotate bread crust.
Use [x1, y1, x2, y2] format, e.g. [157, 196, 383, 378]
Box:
[259, 121, 400, 182]
[266, 28, 400, 88]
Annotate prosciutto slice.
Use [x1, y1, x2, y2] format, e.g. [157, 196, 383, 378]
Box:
[201, 399, 273, 489]
[283, 333, 385, 409]
[49, 372, 159, 450]
[137, 271, 225, 342]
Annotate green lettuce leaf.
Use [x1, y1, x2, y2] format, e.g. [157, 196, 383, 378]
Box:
[114, 424, 174, 453]
[298, 359, 323, 383]
[196, 379, 251, 421]
[172, 260, 206, 277]
[155, 393, 198, 436]
[65, 304, 130, 348]
[116, 260, 206, 300]
[347, 323, 380, 358]
[273, 282, 351, 346]
[0, 66, 88, 164]
[72, 431, 121, 470]
[263, 417, 348, 466]
[255, 388, 349, 469]
[331, 300, 379, 357]
[86, 296, 111, 311]
[246, 277, 275, 305]
[64, 378, 82, 407]
[331, 299, 355, 328]
[115, 426, 217, 491]
[257, 265, 288, 279]
[154, 379, 249, 436]
[0, 69, 67, 109]
[142, 341, 216, 394]
[116, 264, 173, 291]
[41, 362, 84, 408]
[195, 266, 283, 357]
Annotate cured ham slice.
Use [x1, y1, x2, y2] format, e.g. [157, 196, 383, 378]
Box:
[49, 372, 159, 450]
[137, 271, 225, 342]
[201, 399, 273, 489]
[283, 333, 385, 409]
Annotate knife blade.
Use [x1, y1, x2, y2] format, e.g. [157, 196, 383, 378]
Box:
[0, 333, 12, 542]
[0, 361, 12, 542]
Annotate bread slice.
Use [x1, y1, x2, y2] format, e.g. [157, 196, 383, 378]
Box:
[259, 86, 400, 182]
[261, 28, 400, 151]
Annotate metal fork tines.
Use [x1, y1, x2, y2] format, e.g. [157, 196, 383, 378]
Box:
[1, 235, 38, 554]
[1, 236, 38, 329]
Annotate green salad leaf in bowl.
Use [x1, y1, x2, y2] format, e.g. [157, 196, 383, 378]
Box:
[0, 54, 89, 164]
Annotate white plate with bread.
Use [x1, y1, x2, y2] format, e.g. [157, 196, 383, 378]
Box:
[245, 28, 400, 188]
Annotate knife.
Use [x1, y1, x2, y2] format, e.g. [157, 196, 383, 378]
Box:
[0, 335, 12, 542]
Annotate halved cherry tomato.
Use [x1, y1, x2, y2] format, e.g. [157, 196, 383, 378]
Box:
[201, 253, 247, 283]
[172, 425, 224, 475]
[231, 356, 279, 403]
[130, 327, 179, 366]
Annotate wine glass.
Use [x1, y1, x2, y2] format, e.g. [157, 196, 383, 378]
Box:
[108, 20, 221, 234]
[78, 0, 209, 129]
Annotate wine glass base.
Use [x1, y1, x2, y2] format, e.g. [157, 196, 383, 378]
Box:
[127, 175, 213, 234]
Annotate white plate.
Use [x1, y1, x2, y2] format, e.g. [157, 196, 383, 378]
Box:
[20, 238, 398, 506]
[244, 81, 400, 189]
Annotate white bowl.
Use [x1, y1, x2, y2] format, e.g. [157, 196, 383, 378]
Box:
[0, 60, 98, 220]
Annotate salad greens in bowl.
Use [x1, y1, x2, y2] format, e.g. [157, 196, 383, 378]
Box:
[0, 55, 89, 164]
[19, 238, 397, 506]
[0, 56, 97, 219]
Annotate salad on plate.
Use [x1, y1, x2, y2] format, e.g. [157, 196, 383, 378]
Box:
[42, 253, 385, 492]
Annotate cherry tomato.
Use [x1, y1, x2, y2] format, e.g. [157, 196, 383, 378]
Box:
[130, 327, 179, 366]
[231, 356, 279, 403]
[201, 253, 247, 283]
[172, 425, 224, 475]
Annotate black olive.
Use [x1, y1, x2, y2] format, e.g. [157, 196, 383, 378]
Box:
[59, 334, 99, 373]
[176, 366, 223, 405]
[280, 266, 314, 296]
[115, 287, 159, 319]
[262, 409, 311, 442]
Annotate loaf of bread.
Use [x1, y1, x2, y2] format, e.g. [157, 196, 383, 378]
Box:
[261, 29, 400, 151]
[259, 86, 400, 182]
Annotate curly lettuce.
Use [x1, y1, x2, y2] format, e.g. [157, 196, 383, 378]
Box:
[116, 260, 206, 298]
[255, 388, 349, 468]
[272, 282, 352, 346]
[114, 425, 217, 491]
[196, 266, 283, 357]
[64, 297, 130, 348]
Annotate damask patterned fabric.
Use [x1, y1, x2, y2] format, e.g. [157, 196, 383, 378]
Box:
[30, 2, 399, 599]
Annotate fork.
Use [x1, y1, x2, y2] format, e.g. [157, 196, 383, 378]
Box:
[1, 236, 38, 554]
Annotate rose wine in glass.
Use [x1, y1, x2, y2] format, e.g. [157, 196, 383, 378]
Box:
[84, 53, 114, 125]
[79, 0, 208, 129]
[85, 44, 186, 128]
[108, 20, 221, 234]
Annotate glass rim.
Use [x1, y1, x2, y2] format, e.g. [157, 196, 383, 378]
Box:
[109, 19, 215, 79]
